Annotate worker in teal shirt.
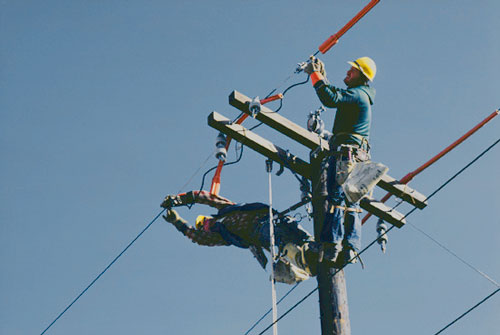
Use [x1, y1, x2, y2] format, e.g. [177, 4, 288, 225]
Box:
[305, 56, 377, 266]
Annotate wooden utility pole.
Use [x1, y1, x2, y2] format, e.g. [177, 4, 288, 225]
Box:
[310, 152, 351, 334]
[208, 90, 427, 335]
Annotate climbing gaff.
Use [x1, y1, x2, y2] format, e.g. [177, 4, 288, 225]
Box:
[362, 109, 500, 224]
[318, 0, 381, 54]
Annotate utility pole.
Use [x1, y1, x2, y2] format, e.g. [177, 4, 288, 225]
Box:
[310, 152, 351, 334]
[208, 90, 427, 335]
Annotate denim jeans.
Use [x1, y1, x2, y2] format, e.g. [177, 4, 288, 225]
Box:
[321, 154, 362, 252]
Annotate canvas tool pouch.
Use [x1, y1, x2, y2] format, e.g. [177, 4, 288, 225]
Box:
[343, 161, 389, 203]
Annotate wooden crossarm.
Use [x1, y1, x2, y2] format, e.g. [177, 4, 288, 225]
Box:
[360, 198, 407, 228]
[229, 90, 330, 152]
[208, 111, 312, 180]
[377, 174, 428, 209]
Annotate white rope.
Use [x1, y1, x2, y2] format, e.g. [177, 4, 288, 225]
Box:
[266, 160, 278, 335]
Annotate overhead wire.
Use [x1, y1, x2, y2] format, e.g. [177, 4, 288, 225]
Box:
[432, 288, 500, 335]
[40, 209, 166, 335]
[39, 145, 230, 334]
[407, 222, 500, 288]
[176, 149, 217, 194]
[40, 4, 381, 332]
[249, 136, 500, 335]
[244, 283, 300, 335]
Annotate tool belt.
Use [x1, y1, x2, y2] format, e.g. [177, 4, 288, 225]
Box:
[329, 132, 370, 150]
[329, 144, 370, 162]
[329, 132, 371, 162]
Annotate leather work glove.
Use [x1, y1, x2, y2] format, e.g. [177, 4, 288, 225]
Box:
[304, 56, 326, 77]
[161, 194, 182, 208]
[163, 209, 188, 233]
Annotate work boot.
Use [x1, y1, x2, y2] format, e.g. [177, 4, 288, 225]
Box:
[344, 248, 358, 264]
[320, 242, 340, 263]
[339, 247, 364, 269]
[249, 245, 268, 269]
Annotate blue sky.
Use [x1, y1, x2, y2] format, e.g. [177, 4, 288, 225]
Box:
[1, 1, 499, 334]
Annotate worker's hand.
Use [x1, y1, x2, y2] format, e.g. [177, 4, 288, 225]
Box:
[304, 56, 326, 77]
[161, 194, 182, 208]
[163, 209, 188, 233]
[164, 209, 181, 223]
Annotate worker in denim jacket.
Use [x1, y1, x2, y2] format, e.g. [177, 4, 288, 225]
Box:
[305, 56, 376, 265]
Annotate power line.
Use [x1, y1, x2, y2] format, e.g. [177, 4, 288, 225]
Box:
[433, 288, 500, 335]
[176, 149, 216, 194]
[251, 137, 500, 335]
[408, 222, 500, 288]
[40, 209, 166, 335]
[244, 283, 300, 335]
[40, 141, 239, 334]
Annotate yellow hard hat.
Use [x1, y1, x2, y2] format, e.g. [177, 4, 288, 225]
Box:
[348, 57, 376, 81]
[195, 215, 212, 229]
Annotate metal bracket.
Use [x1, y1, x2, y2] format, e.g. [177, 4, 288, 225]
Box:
[276, 164, 285, 176]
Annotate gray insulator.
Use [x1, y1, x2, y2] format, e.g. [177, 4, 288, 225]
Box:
[215, 147, 227, 161]
[249, 96, 261, 117]
[376, 219, 388, 253]
[376, 221, 388, 233]
[307, 107, 328, 138]
[215, 133, 227, 161]
[307, 113, 325, 134]
[215, 132, 227, 148]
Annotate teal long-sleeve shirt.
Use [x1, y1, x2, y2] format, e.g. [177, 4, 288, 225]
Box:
[314, 81, 376, 147]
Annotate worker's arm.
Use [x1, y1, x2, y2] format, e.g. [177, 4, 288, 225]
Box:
[161, 190, 235, 210]
[313, 81, 361, 108]
[163, 209, 229, 246]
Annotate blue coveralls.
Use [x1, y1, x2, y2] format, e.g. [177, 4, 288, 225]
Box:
[313, 81, 376, 252]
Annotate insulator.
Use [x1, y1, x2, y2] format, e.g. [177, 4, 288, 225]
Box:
[215, 147, 227, 161]
[215, 132, 227, 161]
[249, 96, 261, 117]
[215, 132, 226, 148]
[376, 219, 388, 253]
[307, 108, 326, 136]
[376, 221, 388, 233]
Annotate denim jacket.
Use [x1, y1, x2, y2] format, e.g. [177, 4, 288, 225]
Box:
[314, 82, 376, 147]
